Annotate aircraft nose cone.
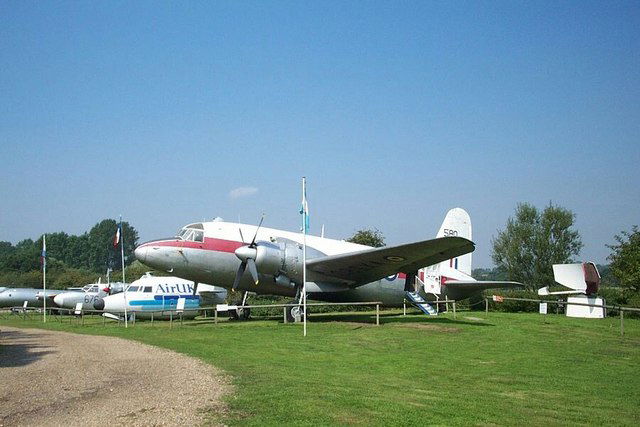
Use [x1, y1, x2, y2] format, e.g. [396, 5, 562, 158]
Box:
[93, 298, 105, 310]
[53, 294, 64, 307]
[135, 245, 147, 263]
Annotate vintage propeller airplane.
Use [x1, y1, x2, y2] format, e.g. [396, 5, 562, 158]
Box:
[134, 208, 521, 320]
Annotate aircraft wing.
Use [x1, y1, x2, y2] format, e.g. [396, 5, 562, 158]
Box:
[306, 236, 475, 287]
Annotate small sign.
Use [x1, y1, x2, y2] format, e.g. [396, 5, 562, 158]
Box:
[493, 295, 504, 303]
[539, 302, 548, 315]
[74, 302, 83, 315]
[176, 297, 186, 312]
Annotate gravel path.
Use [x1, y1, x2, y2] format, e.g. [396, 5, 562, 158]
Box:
[0, 326, 230, 426]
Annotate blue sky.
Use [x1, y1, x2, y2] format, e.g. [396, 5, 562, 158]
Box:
[1, 1, 638, 267]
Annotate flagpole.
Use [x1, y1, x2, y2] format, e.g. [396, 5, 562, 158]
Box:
[302, 177, 307, 337]
[120, 215, 128, 328]
[42, 234, 46, 323]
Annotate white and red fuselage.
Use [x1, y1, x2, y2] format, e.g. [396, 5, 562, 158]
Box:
[135, 212, 479, 305]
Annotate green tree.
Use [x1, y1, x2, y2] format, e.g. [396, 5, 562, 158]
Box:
[0, 241, 16, 271]
[491, 202, 582, 289]
[85, 219, 139, 272]
[607, 226, 640, 303]
[346, 228, 385, 247]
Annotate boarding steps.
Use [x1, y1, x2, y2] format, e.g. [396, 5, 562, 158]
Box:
[405, 291, 438, 316]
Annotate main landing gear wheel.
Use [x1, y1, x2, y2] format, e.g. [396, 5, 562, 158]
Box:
[285, 300, 308, 323]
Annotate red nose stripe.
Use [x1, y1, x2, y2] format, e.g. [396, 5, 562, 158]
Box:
[140, 237, 245, 254]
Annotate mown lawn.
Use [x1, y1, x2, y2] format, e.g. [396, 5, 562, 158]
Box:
[2, 310, 639, 426]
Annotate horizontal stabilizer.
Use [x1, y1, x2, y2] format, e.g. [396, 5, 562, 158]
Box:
[444, 280, 524, 292]
[537, 286, 582, 296]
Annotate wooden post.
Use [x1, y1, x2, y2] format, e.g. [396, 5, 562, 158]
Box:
[621, 309, 624, 336]
[403, 300, 406, 316]
[180, 312, 184, 326]
[151, 312, 154, 325]
[376, 304, 380, 326]
[81, 310, 84, 326]
[214, 308, 218, 324]
[485, 298, 488, 313]
[283, 306, 287, 324]
[170, 311, 173, 329]
[103, 314, 106, 327]
[453, 302, 457, 319]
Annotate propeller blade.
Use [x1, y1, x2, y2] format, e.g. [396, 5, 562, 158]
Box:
[246, 258, 259, 285]
[232, 262, 247, 290]
[239, 228, 245, 244]
[193, 282, 198, 296]
[249, 214, 265, 247]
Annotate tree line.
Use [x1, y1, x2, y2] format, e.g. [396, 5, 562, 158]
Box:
[0, 219, 138, 289]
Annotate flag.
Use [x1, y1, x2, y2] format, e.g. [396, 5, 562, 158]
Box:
[300, 179, 309, 233]
[113, 222, 122, 247]
[41, 235, 46, 269]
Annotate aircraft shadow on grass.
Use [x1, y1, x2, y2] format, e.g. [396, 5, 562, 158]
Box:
[177, 311, 495, 328]
[0, 330, 56, 368]
[309, 312, 495, 327]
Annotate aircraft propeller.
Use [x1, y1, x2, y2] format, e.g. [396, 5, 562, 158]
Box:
[232, 215, 264, 290]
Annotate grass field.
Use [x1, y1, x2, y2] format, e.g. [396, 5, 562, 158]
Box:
[2, 310, 639, 426]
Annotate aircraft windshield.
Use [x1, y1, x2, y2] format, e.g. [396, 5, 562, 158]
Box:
[127, 286, 140, 292]
[176, 224, 204, 243]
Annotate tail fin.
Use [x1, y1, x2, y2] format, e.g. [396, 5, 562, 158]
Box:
[552, 262, 600, 295]
[436, 208, 472, 276]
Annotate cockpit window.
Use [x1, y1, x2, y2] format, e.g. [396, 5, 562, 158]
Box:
[176, 227, 204, 243]
[144, 286, 153, 293]
[127, 286, 139, 292]
[185, 223, 204, 229]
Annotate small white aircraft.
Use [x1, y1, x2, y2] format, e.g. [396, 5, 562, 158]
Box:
[93, 273, 227, 319]
[52, 280, 126, 311]
[135, 208, 521, 319]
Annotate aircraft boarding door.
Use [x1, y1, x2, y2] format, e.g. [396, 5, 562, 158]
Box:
[422, 267, 441, 296]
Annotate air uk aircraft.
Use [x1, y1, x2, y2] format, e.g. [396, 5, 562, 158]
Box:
[135, 208, 521, 320]
[93, 273, 227, 319]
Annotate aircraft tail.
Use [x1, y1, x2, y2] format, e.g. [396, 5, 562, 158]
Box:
[544, 262, 600, 295]
[435, 208, 472, 276]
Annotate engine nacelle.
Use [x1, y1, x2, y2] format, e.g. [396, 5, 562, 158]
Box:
[255, 242, 283, 276]
[253, 238, 326, 288]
